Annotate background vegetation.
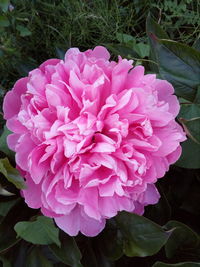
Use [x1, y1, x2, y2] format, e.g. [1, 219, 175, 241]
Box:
[0, 0, 200, 266]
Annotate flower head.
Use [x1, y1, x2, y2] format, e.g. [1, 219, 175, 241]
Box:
[3, 46, 186, 236]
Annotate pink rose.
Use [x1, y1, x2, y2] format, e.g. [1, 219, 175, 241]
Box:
[3, 46, 186, 236]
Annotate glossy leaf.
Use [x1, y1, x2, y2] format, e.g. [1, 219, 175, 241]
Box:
[146, 14, 169, 40]
[115, 211, 170, 257]
[144, 184, 171, 225]
[97, 221, 123, 261]
[150, 38, 200, 101]
[164, 221, 200, 259]
[146, 14, 168, 73]
[147, 14, 200, 101]
[0, 158, 26, 189]
[179, 103, 200, 119]
[176, 102, 200, 168]
[49, 234, 82, 267]
[176, 138, 200, 169]
[81, 240, 98, 267]
[178, 99, 200, 144]
[179, 117, 200, 144]
[14, 216, 61, 247]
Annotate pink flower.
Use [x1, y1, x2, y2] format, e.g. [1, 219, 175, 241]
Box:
[3, 46, 186, 236]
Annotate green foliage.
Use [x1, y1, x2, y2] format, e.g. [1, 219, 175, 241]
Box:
[0, 198, 19, 218]
[0, 125, 15, 159]
[0, 0, 199, 90]
[0, 157, 26, 189]
[151, 0, 200, 44]
[164, 221, 200, 259]
[14, 216, 61, 246]
[26, 247, 53, 267]
[49, 234, 82, 267]
[116, 212, 170, 257]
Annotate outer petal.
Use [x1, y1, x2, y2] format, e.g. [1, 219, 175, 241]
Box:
[3, 78, 28, 120]
[54, 205, 105, 236]
[91, 46, 110, 60]
[22, 174, 42, 209]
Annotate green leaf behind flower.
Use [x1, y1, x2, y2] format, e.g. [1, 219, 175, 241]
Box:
[49, 234, 82, 267]
[0, 158, 26, 189]
[0, 125, 15, 159]
[14, 216, 61, 247]
[164, 221, 200, 259]
[147, 15, 200, 102]
[115, 211, 171, 257]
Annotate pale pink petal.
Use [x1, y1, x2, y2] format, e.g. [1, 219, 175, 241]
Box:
[3, 78, 28, 119]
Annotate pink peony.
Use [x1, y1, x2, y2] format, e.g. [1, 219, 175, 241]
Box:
[3, 46, 186, 236]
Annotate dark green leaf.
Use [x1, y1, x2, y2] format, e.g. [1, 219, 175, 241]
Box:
[0, 198, 19, 217]
[14, 216, 61, 246]
[150, 38, 200, 101]
[176, 138, 200, 169]
[0, 125, 15, 159]
[144, 184, 171, 225]
[147, 15, 200, 101]
[176, 103, 200, 169]
[0, 158, 26, 189]
[194, 86, 200, 103]
[179, 103, 200, 119]
[153, 262, 200, 267]
[178, 101, 200, 144]
[26, 247, 53, 267]
[49, 234, 82, 267]
[115, 211, 170, 257]
[164, 221, 200, 259]
[146, 14, 169, 40]
[179, 117, 200, 144]
[146, 14, 168, 73]
[97, 221, 123, 261]
[0, 212, 20, 253]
